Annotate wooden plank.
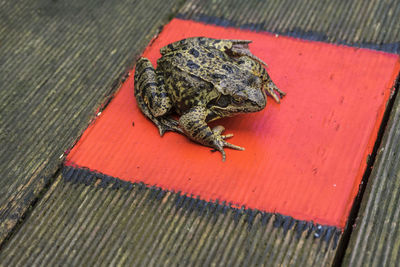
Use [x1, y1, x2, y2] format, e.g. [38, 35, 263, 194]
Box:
[343, 79, 400, 266]
[0, 167, 340, 266]
[66, 18, 400, 229]
[0, 0, 185, 243]
[178, 0, 400, 54]
[1, 0, 399, 265]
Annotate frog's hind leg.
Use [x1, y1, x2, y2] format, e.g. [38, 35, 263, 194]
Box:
[160, 37, 213, 55]
[134, 57, 182, 136]
[229, 40, 270, 69]
[195, 38, 270, 68]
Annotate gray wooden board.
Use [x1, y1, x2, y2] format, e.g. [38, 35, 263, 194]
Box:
[343, 80, 400, 266]
[178, 0, 400, 53]
[1, 0, 400, 265]
[0, 167, 339, 266]
[177, 2, 400, 265]
[0, 0, 185, 243]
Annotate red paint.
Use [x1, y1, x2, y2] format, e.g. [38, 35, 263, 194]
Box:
[66, 18, 400, 227]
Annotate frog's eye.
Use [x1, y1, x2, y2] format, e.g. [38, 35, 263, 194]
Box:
[246, 76, 257, 86]
[232, 96, 244, 105]
[217, 95, 230, 107]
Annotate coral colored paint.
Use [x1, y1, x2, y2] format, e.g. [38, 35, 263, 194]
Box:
[66, 19, 400, 228]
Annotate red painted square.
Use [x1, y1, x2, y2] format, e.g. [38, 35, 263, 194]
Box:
[66, 18, 400, 227]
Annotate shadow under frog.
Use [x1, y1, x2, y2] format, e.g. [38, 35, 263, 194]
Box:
[134, 37, 285, 161]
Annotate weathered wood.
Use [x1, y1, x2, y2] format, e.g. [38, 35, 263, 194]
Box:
[0, 168, 340, 266]
[343, 81, 400, 266]
[0, 0, 185, 244]
[1, 0, 399, 265]
[179, 0, 400, 53]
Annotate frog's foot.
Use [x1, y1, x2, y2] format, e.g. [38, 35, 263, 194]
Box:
[228, 41, 269, 69]
[265, 81, 286, 103]
[179, 106, 244, 161]
[211, 125, 244, 162]
[158, 116, 183, 136]
[212, 125, 232, 139]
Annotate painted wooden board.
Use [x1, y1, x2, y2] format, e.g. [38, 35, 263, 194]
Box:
[66, 18, 400, 228]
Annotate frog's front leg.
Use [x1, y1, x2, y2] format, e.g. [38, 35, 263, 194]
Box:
[134, 57, 182, 135]
[179, 106, 244, 161]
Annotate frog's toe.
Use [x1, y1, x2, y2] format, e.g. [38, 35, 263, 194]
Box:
[212, 125, 243, 149]
[211, 131, 245, 161]
[155, 123, 170, 136]
[213, 139, 245, 162]
[159, 117, 183, 135]
[212, 125, 234, 140]
[212, 125, 225, 135]
[265, 81, 286, 103]
[277, 87, 286, 97]
[218, 148, 227, 162]
[212, 140, 227, 161]
[155, 123, 176, 136]
[222, 140, 245, 151]
[221, 133, 234, 139]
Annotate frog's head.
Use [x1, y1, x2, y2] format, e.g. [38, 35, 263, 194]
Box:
[207, 75, 267, 120]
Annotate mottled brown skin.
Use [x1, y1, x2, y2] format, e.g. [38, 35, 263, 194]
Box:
[134, 37, 285, 161]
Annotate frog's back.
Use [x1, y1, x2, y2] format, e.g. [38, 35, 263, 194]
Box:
[156, 45, 220, 112]
[158, 45, 229, 76]
[158, 44, 253, 96]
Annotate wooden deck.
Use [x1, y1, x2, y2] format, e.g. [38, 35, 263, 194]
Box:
[0, 0, 399, 265]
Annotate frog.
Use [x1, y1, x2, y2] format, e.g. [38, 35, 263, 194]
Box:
[134, 37, 285, 161]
